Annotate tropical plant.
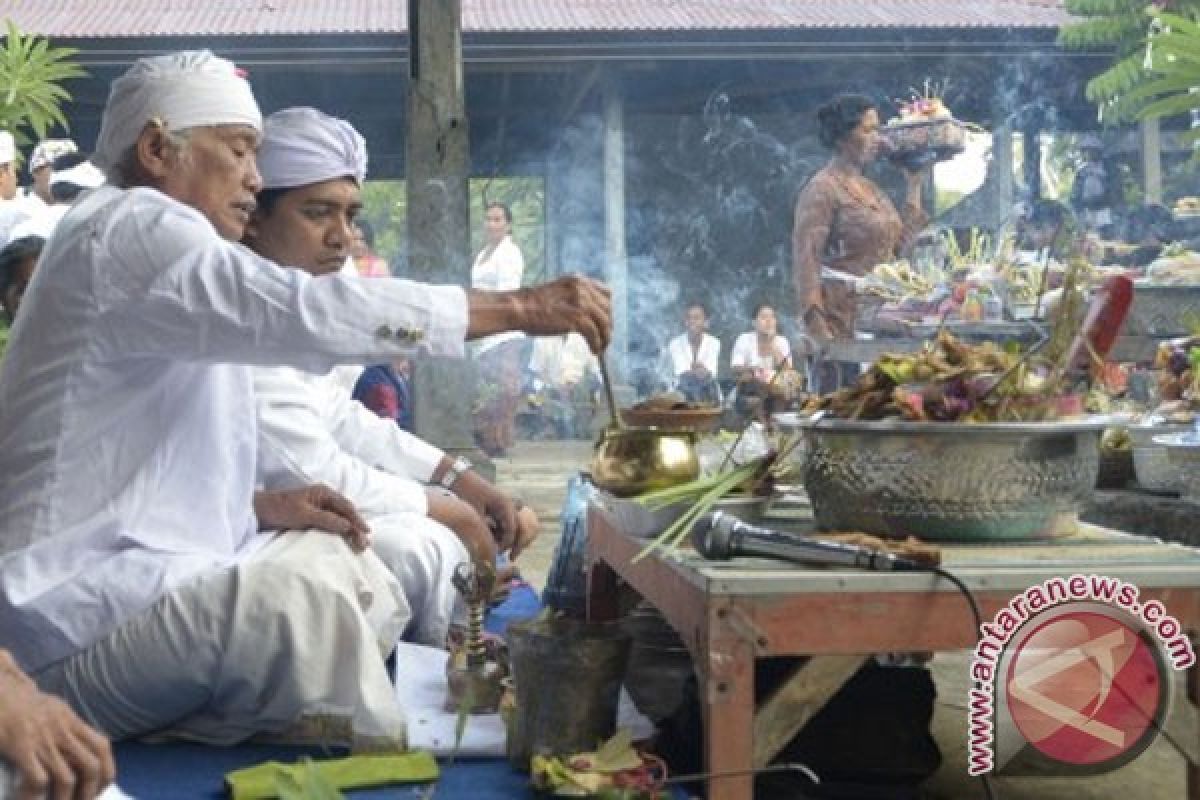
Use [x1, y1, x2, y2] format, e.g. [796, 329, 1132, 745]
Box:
[1059, 1, 1200, 122]
[1125, 7, 1200, 139]
[0, 20, 86, 150]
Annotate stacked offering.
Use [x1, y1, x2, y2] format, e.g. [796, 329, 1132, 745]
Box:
[883, 90, 967, 168]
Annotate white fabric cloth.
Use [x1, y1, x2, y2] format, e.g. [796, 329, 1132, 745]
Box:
[528, 332, 597, 388]
[471, 235, 524, 354]
[34, 531, 409, 749]
[253, 366, 469, 644]
[93, 51, 261, 172]
[254, 367, 444, 517]
[730, 332, 792, 380]
[7, 204, 67, 241]
[0, 132, 14, 165]
[0, 184, 468, 673]
[257, 107, 367, 189]
[50, 161, 105, 190]
[0, 200, 31, 246]
[367, 512, 468, 647]
[663, 332, 721, 384]
[30, 139, 77, 172]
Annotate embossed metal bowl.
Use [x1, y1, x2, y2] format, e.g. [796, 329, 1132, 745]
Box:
[1154, 433, 1200, 502]
[796, 417, 1106, 541]
[1123, 284, 1200, 337]
[1131, 423, 1191, 493]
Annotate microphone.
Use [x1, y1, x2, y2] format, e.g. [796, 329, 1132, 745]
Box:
[690, 511, 921, 572]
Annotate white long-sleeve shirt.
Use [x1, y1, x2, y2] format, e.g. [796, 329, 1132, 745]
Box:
[470, 235, 524, 355]
[663, 332, 721, 385]
[254, 366, 444, 518]
[0, 186, 468, 672]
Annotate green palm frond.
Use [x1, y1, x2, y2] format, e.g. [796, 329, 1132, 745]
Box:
[0, 20, 86, 150]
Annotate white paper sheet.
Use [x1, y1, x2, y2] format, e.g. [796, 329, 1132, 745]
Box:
[393, 643, 654, 758]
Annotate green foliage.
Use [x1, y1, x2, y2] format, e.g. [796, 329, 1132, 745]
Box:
[274, 758, 346, 800]
[0, 21, 86, 151]
[1059, 0, 1200, 122]
[1131, 8, 1200, 135]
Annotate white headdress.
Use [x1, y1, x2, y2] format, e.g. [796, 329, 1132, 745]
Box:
[256, 107, 367, 190]
[93, 50, 262, 172]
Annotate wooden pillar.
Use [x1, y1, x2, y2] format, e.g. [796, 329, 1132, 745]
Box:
[1142, 117, 1163, 204]
[602, 79, 628, 378]
[406, 0, 480, 458]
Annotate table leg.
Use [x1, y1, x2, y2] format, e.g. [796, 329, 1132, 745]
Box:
[585, 558, 620, 622]
[1190, 652, 1199, 800]
[703, 606, 756, 800]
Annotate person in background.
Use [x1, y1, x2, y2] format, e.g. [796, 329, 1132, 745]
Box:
[245, 106, 538, 645]
[355, 354, 414, 432]
[0, 235, 44, 326]
[1016, 198, 1076, 259]
[0, 132, 26, 245]
[1070, 133, 1122, 239]
[662, 301, 721, 405]
[730, 303, 806, 419]
[351, 217, 389, 277]
[0, 50, 608, 751]
[792, 93, 927, 391]
[48, 153, 106, 205]
[0, 648, 115, 800]
[526, 332, 599, 439]
[472, 201, 527, 456]
[27, 139, 78, 207]
[1114, 203, 1176, 268]
[0, 132, 19, 204]
[731, 303, 792, 385]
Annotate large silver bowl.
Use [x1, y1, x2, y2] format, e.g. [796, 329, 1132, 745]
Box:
[1123, 284, 1200, 337]
[1154, 433, 1200, 502]
[797, 417, 1106, 541]
[1130, 423, 1191, 493]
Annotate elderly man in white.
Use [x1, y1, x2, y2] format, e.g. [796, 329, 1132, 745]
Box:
[245, 107, 537, 647]
[0, 50, 610, 767]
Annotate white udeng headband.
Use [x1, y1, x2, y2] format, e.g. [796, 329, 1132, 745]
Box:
[93, 51, 262, 172]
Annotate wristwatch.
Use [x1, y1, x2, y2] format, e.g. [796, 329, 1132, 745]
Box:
[438, 456, 472, 490]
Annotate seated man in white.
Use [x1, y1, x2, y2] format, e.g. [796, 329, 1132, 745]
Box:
[0, 51, 611, 753]
[246, 107, 537, 646]
[661, 300, 721, 405]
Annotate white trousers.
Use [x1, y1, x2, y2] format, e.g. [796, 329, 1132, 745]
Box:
[35, 532, 409, 751]
[366, 512, 469, 647]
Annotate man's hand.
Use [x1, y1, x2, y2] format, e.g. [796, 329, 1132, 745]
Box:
[510, 504, 541, 560]
[0, 651, 115, 800]
[449, 468, 518, 553]
[426, 490, 498, 565]
[254, 485, 370, 552]
[467, 275, 612, 354]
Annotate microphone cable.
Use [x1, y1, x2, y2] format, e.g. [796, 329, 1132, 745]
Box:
[898, 558, 997, 800]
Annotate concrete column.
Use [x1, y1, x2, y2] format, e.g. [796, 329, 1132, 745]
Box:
[602, 80, 628, 379]
[406, 0, 481, 460]
[992, 124, 1015, 217]
[1141, 116, 1163, 204]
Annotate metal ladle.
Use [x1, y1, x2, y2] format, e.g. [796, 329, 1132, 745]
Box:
[597, 352, 622, 430]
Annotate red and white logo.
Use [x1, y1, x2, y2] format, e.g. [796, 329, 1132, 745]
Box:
[1003, 606, 1167, 769]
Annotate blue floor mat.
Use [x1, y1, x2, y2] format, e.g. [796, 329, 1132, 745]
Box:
[115, 741, 531, 799]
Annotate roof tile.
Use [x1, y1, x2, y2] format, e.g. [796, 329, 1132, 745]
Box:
[0, 0, 1071, 38]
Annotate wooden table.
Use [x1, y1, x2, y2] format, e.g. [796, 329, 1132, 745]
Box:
[586, 502, 1200, 800]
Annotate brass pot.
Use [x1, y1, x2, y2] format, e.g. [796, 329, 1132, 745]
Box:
[590, 427, 700, 497]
